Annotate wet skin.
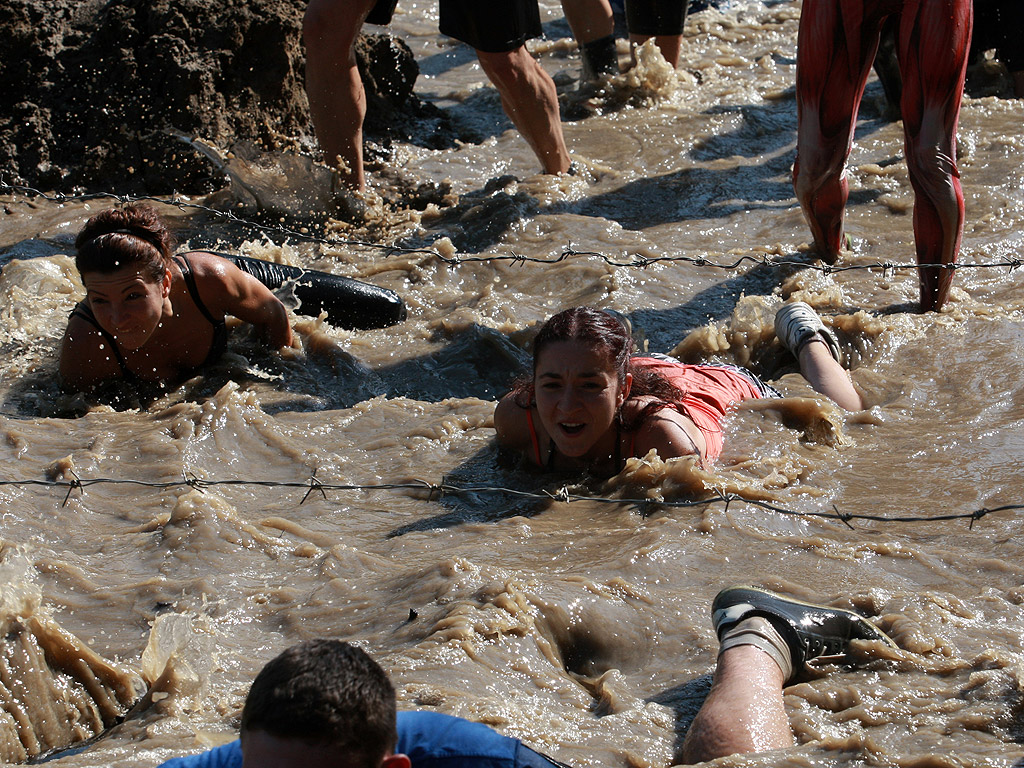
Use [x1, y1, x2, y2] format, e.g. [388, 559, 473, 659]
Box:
[82, 265, 172, 351]
[533, 342, 632, 462]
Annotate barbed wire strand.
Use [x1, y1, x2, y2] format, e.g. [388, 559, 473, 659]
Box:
[4, 179, 1022, 276]
[3, 184, 1019, 529]
[1, 473, 1018, 529]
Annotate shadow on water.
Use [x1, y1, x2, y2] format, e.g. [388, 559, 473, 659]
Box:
[384, 443, 561, 538]
[647, 673, 714, 761]
[571, 95, 804, 231]
[0, 317, 530, 418]
[627, 259, 801, 352]
[418, 78, 893, 254]
[203, 318, 529, 414]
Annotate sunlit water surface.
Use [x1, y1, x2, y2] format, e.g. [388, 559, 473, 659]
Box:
[1, 1, 1023, 766]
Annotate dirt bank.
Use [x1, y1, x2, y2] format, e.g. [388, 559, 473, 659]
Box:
[0, 0, 455, 194]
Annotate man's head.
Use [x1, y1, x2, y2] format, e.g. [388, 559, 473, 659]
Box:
[239, 640, 410, 768]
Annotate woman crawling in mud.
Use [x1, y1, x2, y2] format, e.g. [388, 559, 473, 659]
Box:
[494, 305, 863, 475]
[60, 204, 293, 392]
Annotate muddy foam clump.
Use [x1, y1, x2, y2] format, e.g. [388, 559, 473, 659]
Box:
[0, 545, 141, 762]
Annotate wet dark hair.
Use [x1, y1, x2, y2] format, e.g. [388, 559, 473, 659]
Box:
[74, 203, 174, 283]
[509, 306, 684, 431]
[240, 640, 397, 767]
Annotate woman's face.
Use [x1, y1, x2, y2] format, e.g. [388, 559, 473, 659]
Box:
[83, 265, 171, 351]
[533, 341, 631, 459]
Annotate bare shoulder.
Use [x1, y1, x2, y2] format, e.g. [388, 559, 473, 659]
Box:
[630, 402, 703, 461]
[59, 313, 122, 391]
[178, 251, 239, 287]
[177, 251, 251, 308]
[493, 394, 534, 450]
[178, 250, 230, 273]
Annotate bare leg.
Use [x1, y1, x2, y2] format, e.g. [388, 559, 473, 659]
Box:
[798, 339, 863, 411]
[629, 33, 682, 67]
[684, 585, 897, 763]
[898, 0, 972, 312]
[476, 48, 572, 175]
[303, 0, 376, 191]
[680, 645, 793, 763]
[561, 0, 614, 44]
[562, 0, 619, 80]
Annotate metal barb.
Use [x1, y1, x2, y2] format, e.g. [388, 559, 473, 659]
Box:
[969, 507, 988, 530]
[61, 469, 84, 508]
[182, 470, 208, 493]
[300, 471, 327, 505]
[834, 504, 855, 530]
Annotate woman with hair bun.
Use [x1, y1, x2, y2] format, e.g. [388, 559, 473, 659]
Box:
[60, 203, 294, 392]
[494, 305, 863, 475]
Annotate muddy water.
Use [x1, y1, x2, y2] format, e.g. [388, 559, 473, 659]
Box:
[1, 0, 1024, 765]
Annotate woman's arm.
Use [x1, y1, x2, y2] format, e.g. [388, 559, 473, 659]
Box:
[631, 407, 705, 461]
[59, 315, 124, 392]
[188, 253, 293, 348]
[493, 394, 533, 451]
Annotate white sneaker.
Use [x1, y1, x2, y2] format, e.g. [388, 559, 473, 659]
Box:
[774, 301, 841, 362]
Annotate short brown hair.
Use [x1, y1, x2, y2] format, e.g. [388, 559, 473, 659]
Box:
[240, 640, 398, 768]
[74, 203, 173, 283]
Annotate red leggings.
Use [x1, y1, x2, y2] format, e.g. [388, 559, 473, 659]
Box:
[793, 0, 973, 311]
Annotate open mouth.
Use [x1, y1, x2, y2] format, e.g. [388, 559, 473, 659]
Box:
[559, 422, 585, 435]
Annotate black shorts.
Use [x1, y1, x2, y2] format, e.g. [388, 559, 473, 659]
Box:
[625, 0, 688, 36]
[366, 0, 543, 54]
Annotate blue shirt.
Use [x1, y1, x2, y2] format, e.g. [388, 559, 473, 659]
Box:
[158, 711, 561, 768]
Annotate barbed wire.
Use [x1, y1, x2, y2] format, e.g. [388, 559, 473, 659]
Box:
[2, 470, 1015, 529]
[4, 178, 1022, 276]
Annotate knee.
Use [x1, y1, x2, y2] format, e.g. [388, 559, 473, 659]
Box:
[477, 47, 535, 88]
[303, 0, 364, 52]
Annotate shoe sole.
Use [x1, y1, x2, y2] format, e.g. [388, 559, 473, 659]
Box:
[713, 585, 897, 660]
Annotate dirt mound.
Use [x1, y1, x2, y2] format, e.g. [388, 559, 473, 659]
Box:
[0, 0, 456, 194]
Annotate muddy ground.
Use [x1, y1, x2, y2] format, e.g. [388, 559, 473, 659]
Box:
[0, 0, 457, 194]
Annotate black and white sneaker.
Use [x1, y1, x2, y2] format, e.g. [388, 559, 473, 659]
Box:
[712, 585, 896, 672]
[774, 301, 841, 363]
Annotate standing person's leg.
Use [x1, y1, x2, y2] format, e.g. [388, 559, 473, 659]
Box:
[440, 0, 571, 175]
[775, 302, 863, 411]
[897, 0, 972, 312]
[561, 0, 620, 80]
[681, 586, 896, 763]
[303, 0, 380, 191]
[562, 0, 615, 42]
[793, 0, 888, 263]
[476, 48, 572, 174]
[624, 0, 686, 67]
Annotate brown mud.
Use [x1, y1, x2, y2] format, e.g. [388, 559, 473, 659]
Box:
[0, 0, 459, 194]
